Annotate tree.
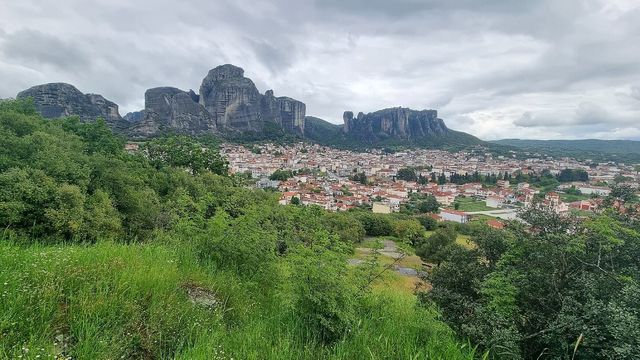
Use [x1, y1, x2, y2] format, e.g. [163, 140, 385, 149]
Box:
[418, 195, 440, 213]
[269, 169, 294, 181]
[418, 215, 438, 231]
[350, 172, 367, 185]
[396, 167, 417, 182]
[143, 136, 228, 175]
[415, 227, 457, 266]
[290, 196, 300, 205]
[393, 219, 425, 245]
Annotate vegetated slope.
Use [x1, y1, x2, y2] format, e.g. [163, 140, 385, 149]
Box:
[0, 98, 474, 359]
[493, 138, 640, 162]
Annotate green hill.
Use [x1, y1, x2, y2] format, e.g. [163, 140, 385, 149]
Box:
[493, 138, 640, 162]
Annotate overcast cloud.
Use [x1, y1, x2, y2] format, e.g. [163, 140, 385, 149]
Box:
[1, 0, 639, 140]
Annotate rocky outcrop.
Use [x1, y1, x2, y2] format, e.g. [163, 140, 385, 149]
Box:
[342, 107, 448, 142]
[197, 64, 305, 134]
[16, 83, 126, 127]
[199, 65, 262, 132]
[128, 87, 214, 138]
[16, 64, 307, 138]
[261, 90, 306, 135]
[123, 110, 144, 123]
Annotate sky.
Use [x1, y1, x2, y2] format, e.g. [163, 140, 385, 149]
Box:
[1, 0, 639, 140]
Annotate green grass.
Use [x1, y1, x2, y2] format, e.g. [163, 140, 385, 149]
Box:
[454, 197, 494, 212]
[559, 193, 591, 203]
[0, 241, 476, 359]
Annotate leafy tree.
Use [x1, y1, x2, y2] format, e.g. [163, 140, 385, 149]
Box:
[396, 167, 417, 182]
[356, 213, 395, 237]
[415, 227, 457, 266]
[143, 136, 228, 175]
[350, 172, 367, 185]
[420, 208, 640, 358]
[418, 215, 438, 231]
[393, 219, 425, 245]
[418, 195, 440, 213]
[269, 169, 294, 181]
[322, 212, 366, 243]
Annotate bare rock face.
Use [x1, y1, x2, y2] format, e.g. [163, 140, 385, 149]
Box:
[261, 90, 306, 135]
[342, 107, 448, 142]
[128, 87, 214, 138]
[123, 110, 145, 123]
[16, 64, 307, 138]
[16, 83, 126, 127]
[199, 64, 262, 131]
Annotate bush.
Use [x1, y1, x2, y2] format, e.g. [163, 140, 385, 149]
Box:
[355, 213, 395, 237]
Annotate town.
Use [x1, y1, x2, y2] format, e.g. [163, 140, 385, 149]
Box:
[222, 143, 640, 226]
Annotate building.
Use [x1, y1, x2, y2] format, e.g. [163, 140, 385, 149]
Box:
[440, 209, 469, 223]
[486, 196, 505, 208]
[487, 219, 505, 229]
[578, 185, 611, 196]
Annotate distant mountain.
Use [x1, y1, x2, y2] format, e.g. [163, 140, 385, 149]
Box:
[305, 108, 483, 149]
[493, 139, 640, 162]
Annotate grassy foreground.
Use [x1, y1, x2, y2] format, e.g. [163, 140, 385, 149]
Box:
[0, 241, 476, 360]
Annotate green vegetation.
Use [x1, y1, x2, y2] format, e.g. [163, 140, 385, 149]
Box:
[417, 208, 640, 359]
[454, 197, 494, 212]
[0, 99, 475, 359]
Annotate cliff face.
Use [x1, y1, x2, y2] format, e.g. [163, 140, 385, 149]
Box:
[197, 64, 305, 135]
[16, 83, 126, 128]
[128, 87, 215, 138]
[342, 107, 448, 142]
[17, 64, 306, 138]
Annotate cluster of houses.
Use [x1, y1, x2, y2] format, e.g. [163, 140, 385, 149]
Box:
[220, 143, 640, 223]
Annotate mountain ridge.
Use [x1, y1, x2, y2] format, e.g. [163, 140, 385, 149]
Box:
[15, 64, 482, 149]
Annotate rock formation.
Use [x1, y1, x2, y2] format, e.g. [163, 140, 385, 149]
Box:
[342, 107, 448, 142]
[123, 110, 144, 123]
[128, 87, 214, 138]
[16, 83, 126, 127]
[197, 64, 305, 135]
[16, 64, 306, 138]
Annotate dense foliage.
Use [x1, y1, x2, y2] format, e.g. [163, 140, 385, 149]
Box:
[418, 208, 640, 359]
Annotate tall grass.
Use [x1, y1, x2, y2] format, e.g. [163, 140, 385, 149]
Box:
[0, 241, 476, 359]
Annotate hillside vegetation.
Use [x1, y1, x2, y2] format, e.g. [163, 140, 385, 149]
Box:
[0, 99, 475, 359]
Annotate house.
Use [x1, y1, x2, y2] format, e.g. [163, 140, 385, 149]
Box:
[440, 209, 469, 224]
[577, 185, 611, 196]
[432, 191, 456, 206]
[485, 196, 505, 208]
[256, 178, 280, 189]
[279, 191, 299, 205]
[487, 219, 505, 229]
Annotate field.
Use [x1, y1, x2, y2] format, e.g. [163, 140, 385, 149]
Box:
[559, 193, 591, 203]
[454, 197, 494, 212]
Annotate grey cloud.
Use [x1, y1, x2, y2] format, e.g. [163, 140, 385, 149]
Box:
[0, 29, 91, 72]
[515, 102, 634, 128]
[0, 0, 639, 140]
